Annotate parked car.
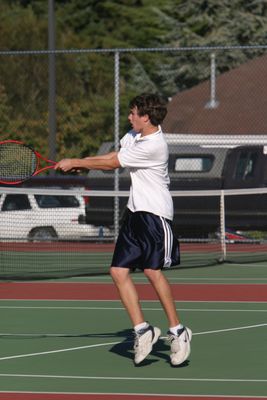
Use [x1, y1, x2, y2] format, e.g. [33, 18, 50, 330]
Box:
[0, 192, 112, 241]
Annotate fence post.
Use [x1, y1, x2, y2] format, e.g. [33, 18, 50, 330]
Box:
[114, 51, 120, 241]
[220, 190, 226, 261]
[48, 0, 56, 165]
[205, 52, 219, 109]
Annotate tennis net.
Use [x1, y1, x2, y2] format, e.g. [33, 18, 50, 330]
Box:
[0, 186, 266, 279]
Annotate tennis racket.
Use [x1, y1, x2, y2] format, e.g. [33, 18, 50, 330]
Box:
[0, 140, 56, 185]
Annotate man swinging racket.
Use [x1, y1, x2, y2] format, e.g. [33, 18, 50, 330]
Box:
[55, 93, 192, 365]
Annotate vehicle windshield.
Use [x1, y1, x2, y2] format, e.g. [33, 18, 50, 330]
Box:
[34, 195, 80, 208]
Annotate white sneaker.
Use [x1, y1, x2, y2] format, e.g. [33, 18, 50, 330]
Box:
[168, 326, 192, 366]
[134, 325, 161, 364]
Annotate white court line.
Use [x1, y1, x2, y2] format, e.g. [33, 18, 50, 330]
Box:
[0, 306, 126, 310]
[1, 392, 267, 400]
[1, 299, 267, 304]
[228, 263, 267, 267]
[131, 277, 267, 281]
[0, 373, 266, 383]
[0, 306, 267, 312]
[189, 322, 267, 336]
[168, 278, 267, 281]
[0, 341, 121, 361]
[0, 323, 266, 362]
[1, 305, 267, 312]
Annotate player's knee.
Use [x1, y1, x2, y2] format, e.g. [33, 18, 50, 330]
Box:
[109, 266, 117, 279]
[143, 268, 161, 281]
[109, 266, 128, 283]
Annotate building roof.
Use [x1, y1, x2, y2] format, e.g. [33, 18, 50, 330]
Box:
[162, 53, 267, 135]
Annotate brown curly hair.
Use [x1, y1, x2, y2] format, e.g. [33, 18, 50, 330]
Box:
[129, 93, 168, 126]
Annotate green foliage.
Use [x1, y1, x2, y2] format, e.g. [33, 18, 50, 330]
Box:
[166, 0, 267, 87]
[56, 94, 115, 158]
[0, 0, 267, 158]
[0, 2, 48, 50]
[0, 84, 11, 133]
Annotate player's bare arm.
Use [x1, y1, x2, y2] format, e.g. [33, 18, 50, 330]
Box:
[55, 151, 120, 172]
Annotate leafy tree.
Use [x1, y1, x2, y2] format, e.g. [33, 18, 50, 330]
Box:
[0, 84, 11, 134]
[0, 0, 267, 158]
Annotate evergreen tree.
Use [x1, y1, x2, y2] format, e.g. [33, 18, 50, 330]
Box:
[0, 0, 267, 156]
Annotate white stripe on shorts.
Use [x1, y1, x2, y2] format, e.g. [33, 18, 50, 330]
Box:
[160, 217, 173, 268]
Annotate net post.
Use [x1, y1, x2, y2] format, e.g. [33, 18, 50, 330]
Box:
[220, 190, 226, 261]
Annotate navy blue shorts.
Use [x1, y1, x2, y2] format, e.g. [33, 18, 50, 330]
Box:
[111, 210, 180, 270]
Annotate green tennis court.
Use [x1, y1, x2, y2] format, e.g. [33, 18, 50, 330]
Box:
[0, 262, 267, 399]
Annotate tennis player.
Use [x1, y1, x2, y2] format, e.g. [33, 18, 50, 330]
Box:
[55, 93, 192, 365]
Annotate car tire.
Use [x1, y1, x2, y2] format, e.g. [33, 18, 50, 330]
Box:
[28, 227, 58, 242]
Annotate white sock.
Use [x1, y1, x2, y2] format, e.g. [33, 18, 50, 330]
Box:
[134, 322, 149, 332]
[169, 323, 184, 335]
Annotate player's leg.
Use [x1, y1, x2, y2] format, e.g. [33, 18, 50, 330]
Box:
[110, 266, 144, 326]
[110, 266, 161, 364]
[143, 268, 179, 326]
[110, 210, 160, 364]
[144, 268, 192, 365]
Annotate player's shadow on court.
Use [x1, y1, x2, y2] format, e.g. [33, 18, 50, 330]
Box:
[0, 330, 189, 367]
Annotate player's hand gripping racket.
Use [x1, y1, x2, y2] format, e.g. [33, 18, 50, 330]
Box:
[0, 140, 56, 184]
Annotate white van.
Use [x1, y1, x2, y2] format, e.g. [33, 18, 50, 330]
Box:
[0, 192, 111, 241]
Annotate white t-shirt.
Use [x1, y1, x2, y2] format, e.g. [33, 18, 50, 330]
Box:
[117, 126, 174, 220]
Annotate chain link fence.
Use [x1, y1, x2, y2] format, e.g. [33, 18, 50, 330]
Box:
[0, 46, 267, 279]
[1, 45, 267, 241]
[1, 45, 267, 151]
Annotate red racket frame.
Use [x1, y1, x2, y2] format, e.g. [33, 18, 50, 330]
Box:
[0, 139, 56, 185]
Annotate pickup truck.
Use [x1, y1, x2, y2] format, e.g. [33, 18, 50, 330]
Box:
[85, 143, 267, 238]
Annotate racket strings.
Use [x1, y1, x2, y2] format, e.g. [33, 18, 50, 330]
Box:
[0, 142, 37, 182]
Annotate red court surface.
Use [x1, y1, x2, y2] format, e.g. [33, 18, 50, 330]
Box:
[0, 281, 267, 301]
